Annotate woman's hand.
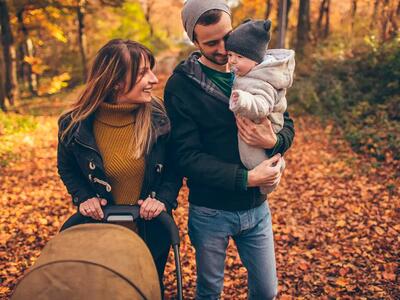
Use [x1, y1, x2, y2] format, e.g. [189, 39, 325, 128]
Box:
[137, 197, 166, 220]
[236, 116, 277, 149]
[79, 197, 108, 220]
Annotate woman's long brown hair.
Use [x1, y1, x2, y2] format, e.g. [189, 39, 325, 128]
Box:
[60, 39, 161, 158]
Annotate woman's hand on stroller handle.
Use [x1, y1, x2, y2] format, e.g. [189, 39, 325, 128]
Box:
[79, 197, 108, 220]
[137, 197, 166, 220]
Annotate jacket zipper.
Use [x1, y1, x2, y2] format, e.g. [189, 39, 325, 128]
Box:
[74, 138, 102, 158]
[140, 152, 152, 199]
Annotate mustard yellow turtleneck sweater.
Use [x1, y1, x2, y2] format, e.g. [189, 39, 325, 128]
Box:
[93, 102, 145, 205]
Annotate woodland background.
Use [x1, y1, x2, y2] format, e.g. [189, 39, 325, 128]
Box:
[1, 0, 399, 299]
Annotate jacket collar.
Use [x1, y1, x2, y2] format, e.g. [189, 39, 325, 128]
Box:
[174, 51, 230, 104]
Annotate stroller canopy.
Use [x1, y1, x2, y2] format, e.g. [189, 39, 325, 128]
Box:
[12, 223, 161, 300]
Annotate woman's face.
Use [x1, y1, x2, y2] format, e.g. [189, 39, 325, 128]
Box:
[116, 56, 159, 104]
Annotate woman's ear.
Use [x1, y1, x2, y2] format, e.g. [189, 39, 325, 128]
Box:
[115, 82, 127, 95]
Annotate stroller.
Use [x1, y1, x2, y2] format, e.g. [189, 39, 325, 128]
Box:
[11, 205, 183, 300]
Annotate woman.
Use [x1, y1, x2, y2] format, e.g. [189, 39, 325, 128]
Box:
[57, 39, 181, 293]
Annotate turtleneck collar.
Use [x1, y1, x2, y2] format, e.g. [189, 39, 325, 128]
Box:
[95, 102, 140, 127]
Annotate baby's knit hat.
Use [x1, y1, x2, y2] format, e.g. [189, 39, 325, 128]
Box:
[225, 19, 272, 64]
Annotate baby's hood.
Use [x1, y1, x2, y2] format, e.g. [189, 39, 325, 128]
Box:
[246, 49, 295, 89]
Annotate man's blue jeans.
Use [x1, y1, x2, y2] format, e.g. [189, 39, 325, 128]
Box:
[188, 201, 278, 300]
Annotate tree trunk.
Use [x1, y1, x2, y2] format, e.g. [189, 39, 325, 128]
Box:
[380, 0, 389, 41]
[17, 9, 38, 96]
[264, 0, 272, 19]
[77, 0, 88, 81]
[0, 0, 18, 106]
[370, 0, 380, 29]
[0, 44, 6, 111]
[286, 0, 292, 30]
[351, 0, 357, 31]
[145, 4, 154, 37]
[383, 0, 398, 40]
[296, 0, 310, 53]
[324, 0, 330, 37]
[141, 0, 155, 38]
[397, 0, 400, 15]
[277, 0, 288, 48]
[317, 0, 330, 38]
[317, 0, 327, 31]
[277, 0, 291, 30]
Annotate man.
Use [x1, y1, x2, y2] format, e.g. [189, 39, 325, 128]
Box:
[164, 1, 295, 299]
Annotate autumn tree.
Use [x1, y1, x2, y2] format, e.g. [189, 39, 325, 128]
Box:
[76, 0, 88, 80]
[16, 6, 38, 95]
[265, 0, 272, 19]
[75, 0, 124, 80]
[380, 0, 399, 40]
[231, 0, 270, 26]
[0, 0, 18, 108]
[317, 0, 330, 38]
[0, 43, 5, 111]
[277, 0, 290, 47]
[351, 0, 357, 31]
[296, 0, 310, 53]
[140, 0, 156, 37]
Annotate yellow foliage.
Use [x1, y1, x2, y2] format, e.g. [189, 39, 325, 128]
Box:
[232, 0, 268, 26]
[43, 22, 68, 43]
[24, 9, 68, 43]
[38, 73, 71, 95]
[24, 56, 49, 75]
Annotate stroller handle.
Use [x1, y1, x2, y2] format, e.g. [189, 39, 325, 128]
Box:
[102, 205, 180, 246]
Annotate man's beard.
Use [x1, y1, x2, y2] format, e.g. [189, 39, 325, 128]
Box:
[200, 48, 228, 66]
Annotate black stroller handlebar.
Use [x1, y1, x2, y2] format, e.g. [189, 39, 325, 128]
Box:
[102, 205, 180, 246]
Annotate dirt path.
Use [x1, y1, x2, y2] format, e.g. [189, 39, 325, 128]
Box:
[1, 113, 399, 299]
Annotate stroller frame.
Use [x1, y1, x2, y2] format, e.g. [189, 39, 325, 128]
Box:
[103, 205, 183, 300]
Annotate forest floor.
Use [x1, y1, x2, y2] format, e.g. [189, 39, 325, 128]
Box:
[1, 58, 399, 299]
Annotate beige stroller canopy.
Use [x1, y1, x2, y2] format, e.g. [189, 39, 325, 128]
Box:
[12, 223, 161, 300]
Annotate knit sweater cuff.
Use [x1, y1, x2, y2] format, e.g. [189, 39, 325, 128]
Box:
[235, 168, 248, 191]
[265, 135, 283, 157]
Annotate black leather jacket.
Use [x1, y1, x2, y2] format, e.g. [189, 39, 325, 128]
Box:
[57, 100, 181, 212]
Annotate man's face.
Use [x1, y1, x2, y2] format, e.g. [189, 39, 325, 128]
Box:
[193, 12, 232, 66]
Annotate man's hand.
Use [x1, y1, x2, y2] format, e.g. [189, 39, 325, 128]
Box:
[137, 197, 166, 220]
[79, 197, 108, 220]
[247, 154, 283, 187]
[236, 116, 277, 149]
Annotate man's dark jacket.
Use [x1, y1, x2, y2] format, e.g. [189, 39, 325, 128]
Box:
[164, 52, 295, 211]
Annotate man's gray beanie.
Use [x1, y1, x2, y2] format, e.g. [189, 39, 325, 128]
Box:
[226, 19, 272, 64]
[181, 0, 231, 42]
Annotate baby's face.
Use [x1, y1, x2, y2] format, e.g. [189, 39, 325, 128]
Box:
[228, 51, 258, 76]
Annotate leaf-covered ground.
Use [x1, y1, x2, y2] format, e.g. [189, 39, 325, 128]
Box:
[1, 114, 399, 299]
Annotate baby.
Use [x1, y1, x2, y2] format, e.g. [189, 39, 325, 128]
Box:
[225, 19, 295, 194]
